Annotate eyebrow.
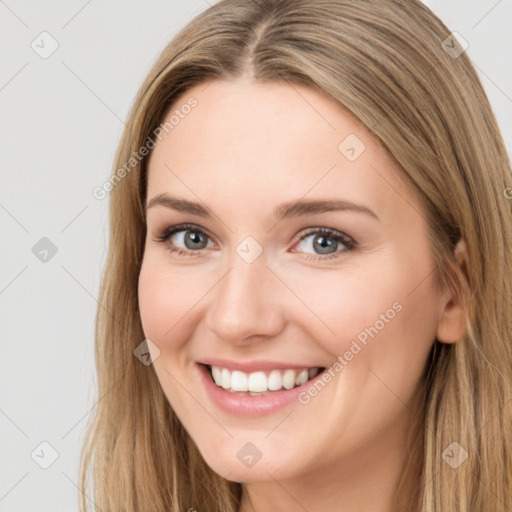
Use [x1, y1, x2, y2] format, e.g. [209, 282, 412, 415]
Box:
[145, 193, 379, 222]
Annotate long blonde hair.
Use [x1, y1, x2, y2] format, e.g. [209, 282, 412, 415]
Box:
[80, 1, 512, 510]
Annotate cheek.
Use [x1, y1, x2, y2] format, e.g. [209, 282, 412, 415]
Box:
[137, 255, 198, 349]
[280, 262, 412, 358]
[285, 254, 440, 371]
[137, 256, 203, 417]
[321, 260, 442, 414]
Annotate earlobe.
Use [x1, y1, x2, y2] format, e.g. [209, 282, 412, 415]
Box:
[436, 238, 470, 344]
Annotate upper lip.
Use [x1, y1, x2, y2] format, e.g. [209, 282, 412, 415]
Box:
[198, 358, 324, 373]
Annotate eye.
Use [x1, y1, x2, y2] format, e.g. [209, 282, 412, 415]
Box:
[151, 223, 214, 256]
[152, 223, 356, 260]
[291, 227, 356, 260]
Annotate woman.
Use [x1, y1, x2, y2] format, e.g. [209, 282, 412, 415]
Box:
[80, 0, 512, 510]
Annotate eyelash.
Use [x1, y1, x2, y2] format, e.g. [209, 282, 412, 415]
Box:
[151, 223, 357, 261]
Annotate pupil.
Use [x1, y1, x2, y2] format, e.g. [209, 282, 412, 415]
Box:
[313, 235, 337, 254]
[185, 231, 207, 249]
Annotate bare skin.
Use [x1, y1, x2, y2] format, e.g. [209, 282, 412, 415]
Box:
[138, 78, 466, 512]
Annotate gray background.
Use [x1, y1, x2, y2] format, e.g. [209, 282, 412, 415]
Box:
[1, 1, 511, 510]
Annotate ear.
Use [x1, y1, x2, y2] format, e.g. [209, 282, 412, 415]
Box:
[436, 238, 470, 344]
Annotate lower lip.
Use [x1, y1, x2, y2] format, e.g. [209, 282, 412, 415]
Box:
[197, 363, 321, 417]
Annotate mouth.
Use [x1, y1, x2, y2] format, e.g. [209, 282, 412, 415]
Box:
[203, 364, 326, 396]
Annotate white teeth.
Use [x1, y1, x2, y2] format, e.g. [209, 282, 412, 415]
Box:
[221, 368, 231, 389]
[211, 366, 222, 386]
[267, 370, 282, 391]
[282, 369, 296, 389]
[248, 371, 267, 392]
[295, 369, 309, 386]
[208, 365, 322, 393]
[231, 370, 248, 392]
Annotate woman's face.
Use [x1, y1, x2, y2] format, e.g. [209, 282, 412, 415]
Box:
[138, 79, 451, 484]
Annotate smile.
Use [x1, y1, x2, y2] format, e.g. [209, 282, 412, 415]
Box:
[196, 360, 328, 416]
[208, 365, 324, 395]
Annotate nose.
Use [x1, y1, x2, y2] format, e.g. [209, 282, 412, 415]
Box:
[204, 249, 286, 344]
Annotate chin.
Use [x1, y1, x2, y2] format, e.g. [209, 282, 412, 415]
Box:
[192, 435, 305, 483]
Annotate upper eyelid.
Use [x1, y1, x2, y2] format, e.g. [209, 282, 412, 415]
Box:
[153, 223, 355, 249]
[155, 223, 216, 243]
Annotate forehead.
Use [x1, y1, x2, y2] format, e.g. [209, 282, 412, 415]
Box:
[146, 79, 414, 222]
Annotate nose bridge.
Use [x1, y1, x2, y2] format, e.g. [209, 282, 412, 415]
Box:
[206, 248, 284, 342]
